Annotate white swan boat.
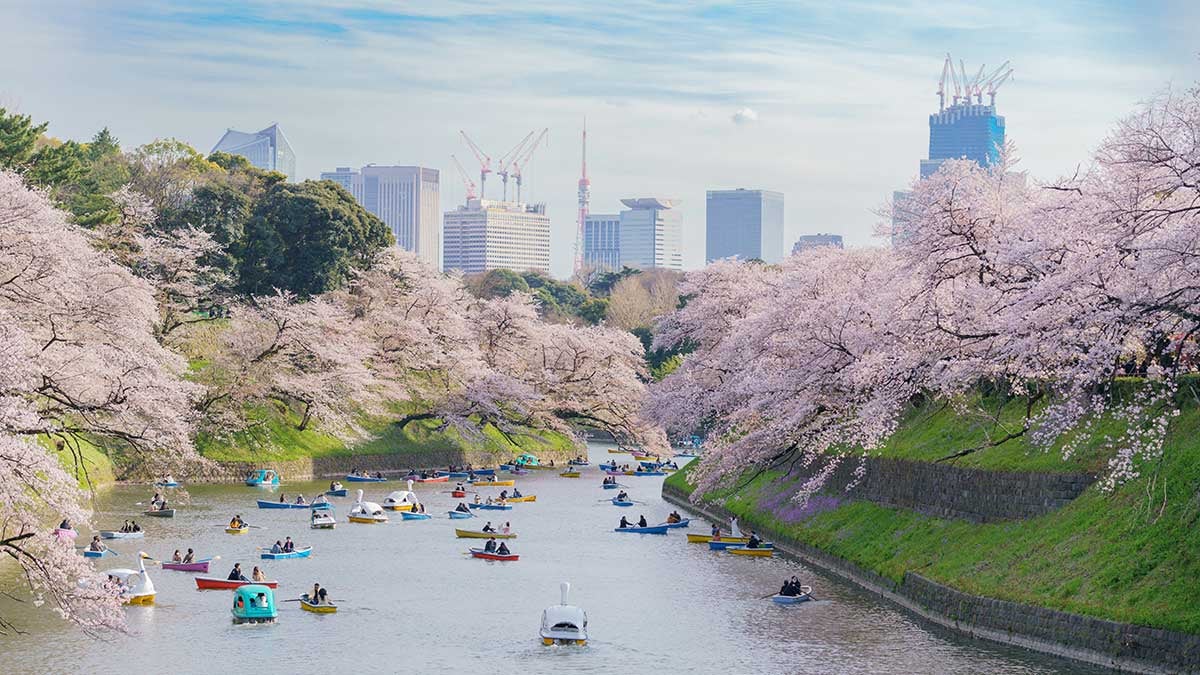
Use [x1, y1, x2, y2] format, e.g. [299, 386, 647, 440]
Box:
[106, 552, 156, 605]
[347, 489, 388, 523]
[540, 581, 587, 646]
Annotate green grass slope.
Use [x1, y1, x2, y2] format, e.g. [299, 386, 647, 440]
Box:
[667, 404, 1200, 634]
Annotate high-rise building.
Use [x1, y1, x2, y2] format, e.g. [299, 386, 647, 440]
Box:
[792, 233, 844, 255]
[212, 123, 296, 181]
[705, 188, 786, 263]
[583, 213, 620, 271]
[920, 55, 1010, 178]
[618, 198, 683, 271]
[443, 199, 551, 275]
[318, 165, 441, 268]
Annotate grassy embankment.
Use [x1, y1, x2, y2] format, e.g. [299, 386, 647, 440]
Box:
[666, 391, 1200, 634]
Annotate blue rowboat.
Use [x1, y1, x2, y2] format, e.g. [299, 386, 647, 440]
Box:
[345, 475, 387, 483]
[154, 480, 181, 488]
[709, 541, 773, 551]
[245, 469, 280, 486]
[638, 461, 661, 469]
[82, 548, 117, 558]
[260, 546, 312, 560]
[447, 471, 469, 478]
[401, 511, 431, 521]
[662, 519, 691, 529]
[325, 488, 348, 497]
[257, 499, 309, 509]
[498, 464, 514, 471]
[771, 593, 812, 605]
[602, 483, 620, 490]
[630, 471, 665, 477]
[473, 469, 496, 476]
[448, 511, 474, 520]
[468, 503, 513, 511]
[309, 502, 333, 511]
[611, 499, 634, 507]
[567, 460, 590, 466]
[613, 525, 669, 535]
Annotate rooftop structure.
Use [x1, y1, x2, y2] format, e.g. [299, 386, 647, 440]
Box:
[212, 123, 296, 181]
[618, 197, 683, 271]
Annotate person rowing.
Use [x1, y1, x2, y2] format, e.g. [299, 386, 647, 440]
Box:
[779, 576, 805, 597]
[511, 487, 522, 498]
[227, 563, 248, 581]
[618, 516, 631, 529]
[88, 535, 106, 552]
[484, 537, 498, 553]
[455, 502, 470, 513]
[616, 491, 628, 501]
[313, 494, 329, 505]
[496, 541, 511, 556]
[310, 583, 322, 604]
[183, 548, 195, 564]
[637, 515, 648, 528]
[746, 531, 762, 549]
[130, 520, 142, 532]
[270, 540, 283, 554]
[283, 537, 295, 553]
[482, 521, 496, 533]
[294, 494, 306, 505]
[229, 514, 245, 528]
[473, 494, 482, 505]
[666, 510, 682, 524]
[499, 490, 508, 500]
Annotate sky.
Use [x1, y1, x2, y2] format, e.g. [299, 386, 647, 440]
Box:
[2, 1, 1197, 278]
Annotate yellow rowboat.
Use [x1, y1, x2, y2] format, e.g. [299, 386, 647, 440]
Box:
[506, 495, 537, 503]
[225, 526, 249, 535]
[300, 594, 337, 613]
[472, 479, 515, 487]
[559, 471, 581, 478]
[726, 546, 773, 558]
[455, 529, 517, 539]
[125, 594, 155, 605]
[348, 514, 388, 524]
[382, 503, 417, 512]
[686, 534, 749, 544]
[631, 455, 659, 462]
[607, 449, 625, 454]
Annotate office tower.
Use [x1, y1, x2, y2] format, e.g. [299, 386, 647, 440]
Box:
[921, 54, 1011, 178]
[618, 198, 683, 271]
[705, 188, 786, 263]
[443, 199, 551, 275]
[211, 123, 296, 181]
[583, 213, 620, 271]
[318, 165, 441, 269]
[792, 233, 844, 255]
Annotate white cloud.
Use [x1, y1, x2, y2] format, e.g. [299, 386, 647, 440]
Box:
[731, 107, 759, 125]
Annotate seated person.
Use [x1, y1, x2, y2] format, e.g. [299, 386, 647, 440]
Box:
[747, 532, 761, 549]
[172, 550, 183, 563]
[496, 542, 510, 555]
[511, 488, 522, 498]
[482, 521, 496, 533]
[618, 516, 631, 529]
[182, 548, 195, 564]
[637, 515, 648, 528]
[456, 502, 470, 513]
[295, 494, 306, 505]
[270, 540, 283, 554]
[228, 564, 248, 581]
[58, 518, 71, 530]
[89, 536, 106, 552]
[484, 538, 497, 553]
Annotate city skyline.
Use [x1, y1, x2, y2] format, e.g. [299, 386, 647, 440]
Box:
[2, 2, 1196, 277]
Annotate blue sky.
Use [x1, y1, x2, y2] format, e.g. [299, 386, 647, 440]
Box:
[2, 1, 1197, 276]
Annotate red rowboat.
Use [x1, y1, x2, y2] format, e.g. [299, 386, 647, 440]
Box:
[163, 558, 212, 573]
[195, 576, 278, 590]
[451, 490, 466, 498]
[415, 476, 448, 483]
[468, 548, 519, 561]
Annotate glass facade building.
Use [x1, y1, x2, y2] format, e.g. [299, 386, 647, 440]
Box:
[211, 124, 296, 181]
[618, 198, 683, 271]
[920, 103, 1005, 178]
[583, 214, 620, 271]
[705, 188, 785, 263]
[319, 165, 442, 269]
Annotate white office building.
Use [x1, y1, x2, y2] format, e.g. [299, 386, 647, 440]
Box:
[443, 199, 551, 275]
[319, 165, 441, 268]
[583, 213, 620, 271]
[618, 198, 683, 271]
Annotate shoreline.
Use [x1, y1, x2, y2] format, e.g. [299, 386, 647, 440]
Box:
[662, 484, 1198, 675]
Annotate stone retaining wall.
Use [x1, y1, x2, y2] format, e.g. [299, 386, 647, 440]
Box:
[663, 483, 1200, 674]
[806, 456, 1095, 522]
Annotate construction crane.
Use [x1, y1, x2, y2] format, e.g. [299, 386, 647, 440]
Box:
[510, 127, 549, 203]
[496, 131, 536, 201]
[450, 154, 477, 204]
[459, 130, 492, 200]
[986, 67, 1013, 106]
[938, 54, 1013, 110]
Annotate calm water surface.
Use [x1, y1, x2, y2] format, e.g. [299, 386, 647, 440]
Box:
[5, 443, 1101, 675]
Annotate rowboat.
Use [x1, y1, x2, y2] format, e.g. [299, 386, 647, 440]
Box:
[450, 490, 467, 498]
[631, 454, 658, 461]
[245, 469, 280, 487]
[345, 474, 388, 483]
[726, 546, 774, 557]
[662, 519, 691, 529]
[674, 452, 699, 459]
[771, 587, 813, 604]
[260, 546, 312, 560]
[415, 475, 448, 483]
[473, 469, 496, 476]
[498, 464, 513, 471]
[310, 501, 333, 511]
[143, 509, 175, 518]
[468, 503, 513, 511]
[226, 526, 250, 535]
[154, 480, 180, 488]
[231, 585, 277, 624]
[162, 557, 212, 573]
[541, 582, 587, 646]
[455, 529, 517, 539]
[300, 594, 337, 613]
[567, 460, 589, 466]
[446, 471, 470, 478]
[559, 471, 581, 478]
[625, 471, 665, 477]
[614, 525, 669, 534]
[83, 548, 116, 558]
[470, 479, 514, 487]
[310, 511, 337, 529]
[686, 534, 749, 544]
[401, 511, 431, 520]
[607, 449, 625, 454]
[611, 499, 634, 507]
[709, 540, 773, 551]
[448, 510, 474, 519]
[196, 576, 278, 590]
[505, 495, 536, 503]
[257, 500, 309, 509]
[602, 483, 620, 490]
[107, 554, 155, 605]
[53, 527, 77, 542]
[326, 488, 348, 497]
[468, 547, 518, 561]
[100, 530, 144, 539]
[348, 490, 388, 523]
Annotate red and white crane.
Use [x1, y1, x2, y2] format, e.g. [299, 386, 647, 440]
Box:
[510, 127, 549, 204]
[496, 130, 535, 201]
[450, 154, 478, 204]
[938, 53, 1013, 110]
[459, 130, 492, 200]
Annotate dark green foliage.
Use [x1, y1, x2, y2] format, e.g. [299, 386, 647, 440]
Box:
[474, 268, 531, 298]
[468, 269, 607, 325]
[168, 181, 252, 276]
[0, 108, 47, 168]
[27, 140, 88, 189]
[588, 265, 640, 296]
[237, 180, 394, 297]
[87, 128, 120, 161]
[632, 325, 692, 380]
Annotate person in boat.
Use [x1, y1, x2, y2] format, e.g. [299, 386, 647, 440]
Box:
[666, 511, 682, 524]
[549, 459, 556, 468]
[150, 491, 162, 507]
[711, 523, 721, 538]
[496, 542, 510, 555]
[455, 502, 470, 513]
[619, 516, 631, 529]
[310, 583, 322, 604]
[501, 521, 511, 534]
[484, 537, 498, 553]
[252, 566, 267, 582]
[375, 471, 383, 479]
[295, 494, 306, 505]
[455, 482, 465, 492]
[482, 521, 495, 533]
[89, 536, 106, 552]
[511, 487, 523, 498]
[417, 502, 426, 514]
[228, 563, 248, 581]
[230, 514, 245, 528]
[172, 549, 183, 563]
[279, 493, 287, 503]
[183, 548, 195, 564]
[746, 531, 761, 549]
[318, 587, 328, 604]
[616, 491, 628, 501]
[131, 521, 142, 533]
[283, 537, 295, 553]
[119, 520, 128, 533]
[499, 490, 508, 500]
[58, 518, 71, 531]
[313, 494, 328, 505]
[271, 540, 283, 554]
[329, 480, 337, 491]
[473, 494, 482, 505]
[485, 495, 494, 506]
[638, 515, 648, 528]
